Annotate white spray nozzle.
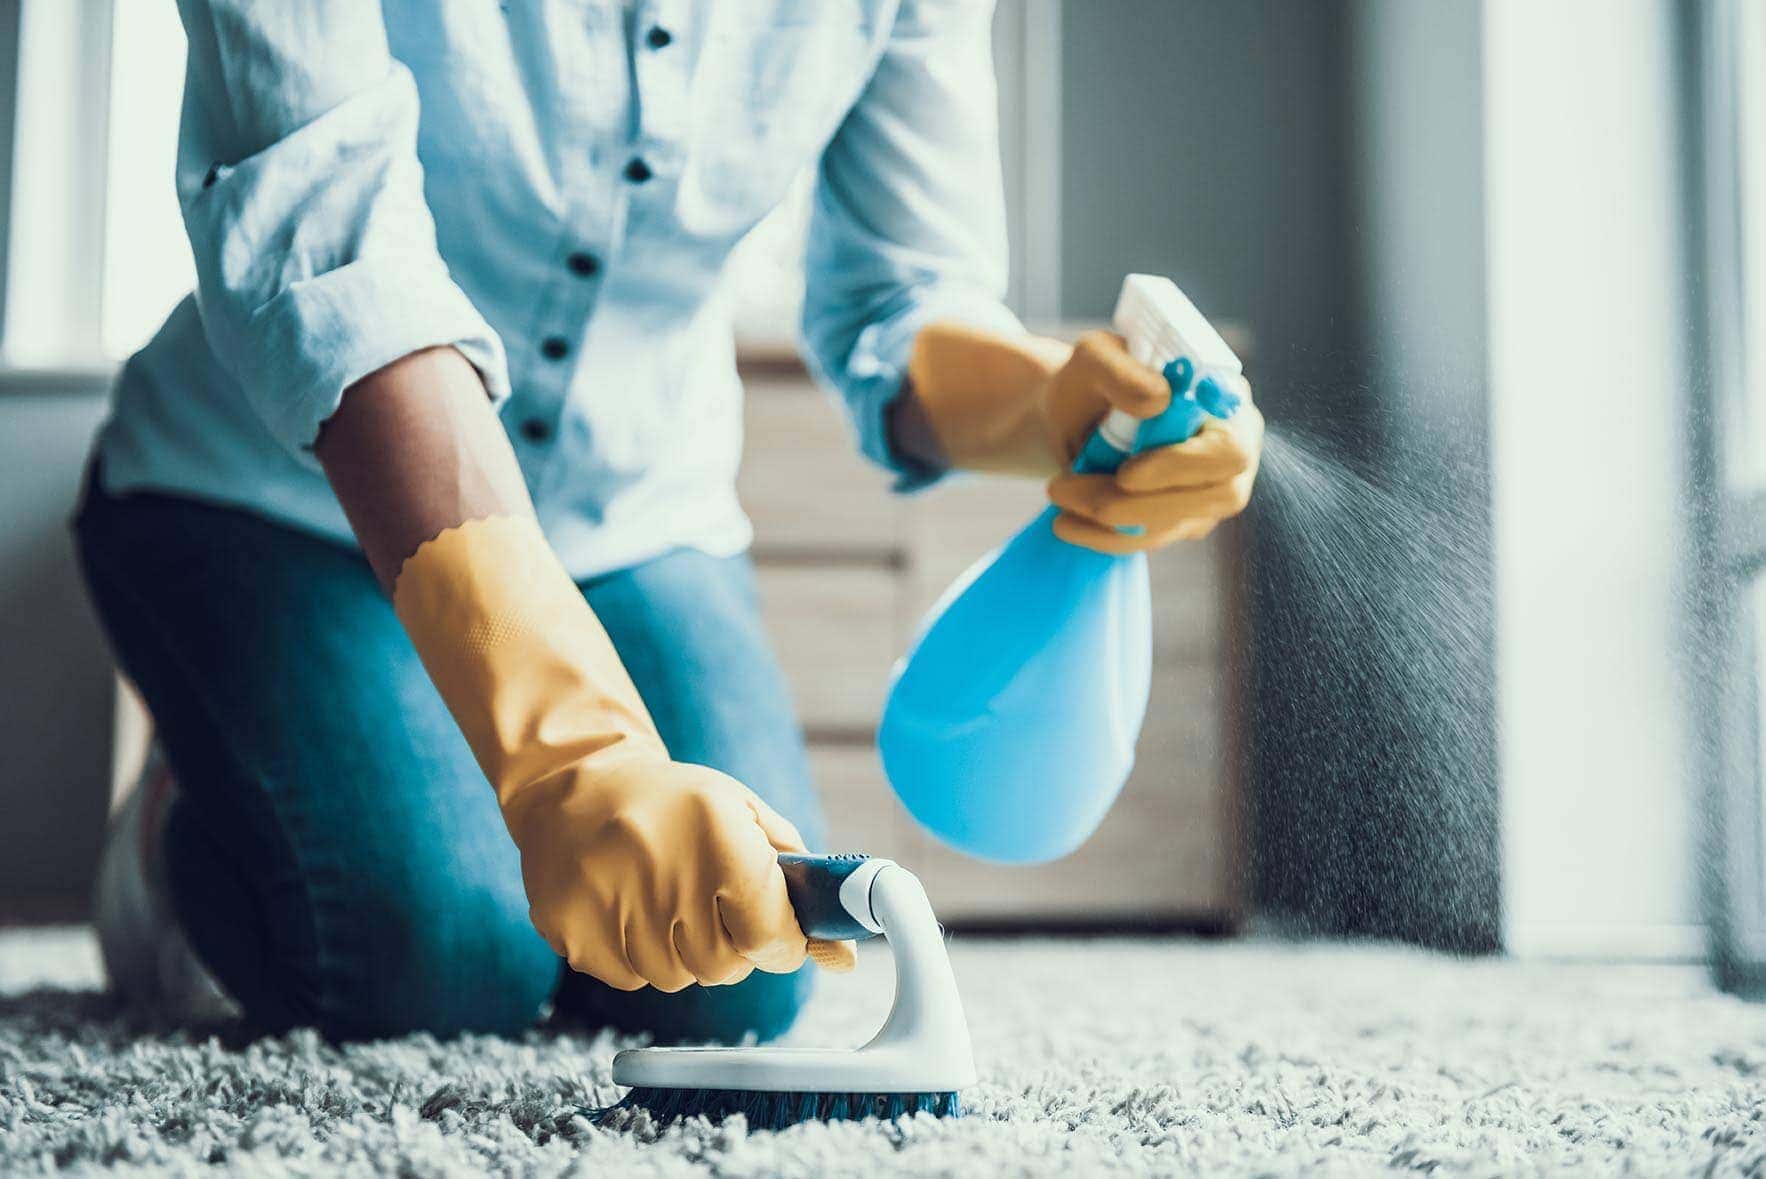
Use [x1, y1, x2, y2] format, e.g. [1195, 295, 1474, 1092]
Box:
[1110, 273, 1241, 377]
[1093, 275, 1241, 455]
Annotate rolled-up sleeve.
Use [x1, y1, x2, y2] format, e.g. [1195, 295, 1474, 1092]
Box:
[800, 0, 1024, 491]
[175, 1, 507, 457]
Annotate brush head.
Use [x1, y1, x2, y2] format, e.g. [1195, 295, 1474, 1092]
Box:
[593, 1086, 961, 1131]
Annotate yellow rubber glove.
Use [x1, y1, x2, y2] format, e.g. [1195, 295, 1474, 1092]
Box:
[906, 322, 1262, 554]
[392, 516, 855, 991]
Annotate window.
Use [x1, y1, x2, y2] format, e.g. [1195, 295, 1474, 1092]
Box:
[101, 0, 191, 357]
[4, 0, 189, 365]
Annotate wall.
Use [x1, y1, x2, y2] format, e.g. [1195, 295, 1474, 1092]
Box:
[1235, 0, 1699, 956]
[1486, 0, 1701, 959]
[1058, 0, 1503, 947]
[1242, 0, 1700, 955]
[1311, 0, 1500, 948]
[1056, 0, 1365, 934]
[990, 0, 1060, 320]
[0, 0, 115, 919]
[0, 387, 113, 919]
[1058, 0, 1355, 405]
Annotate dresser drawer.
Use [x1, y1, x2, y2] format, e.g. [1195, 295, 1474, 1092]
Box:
[807, 745, 912, 863]
[1149, 540, 1227, 663]
[739, 379, 904, 557]
[755, 563, 899, 736]
[904, 474, 1041, 617]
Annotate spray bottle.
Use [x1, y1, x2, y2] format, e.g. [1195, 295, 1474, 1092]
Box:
[878, 275, 1243, 864]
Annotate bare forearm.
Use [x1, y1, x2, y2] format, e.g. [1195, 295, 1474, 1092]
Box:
[316, 346, 533, 593]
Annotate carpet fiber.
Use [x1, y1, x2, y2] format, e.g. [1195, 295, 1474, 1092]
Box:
[3, 928, 1764, 1175]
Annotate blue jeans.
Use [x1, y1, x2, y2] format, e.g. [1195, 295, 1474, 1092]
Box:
[74, 479, 825, 1041]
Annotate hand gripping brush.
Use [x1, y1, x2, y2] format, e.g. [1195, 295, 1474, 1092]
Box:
[593, 852, 975, 1129]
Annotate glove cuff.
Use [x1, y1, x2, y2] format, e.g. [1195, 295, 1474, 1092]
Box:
[905, 322, 1071, 477]
[392, 515, 664, 802]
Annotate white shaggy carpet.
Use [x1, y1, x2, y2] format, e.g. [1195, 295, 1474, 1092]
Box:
[3, 927, 1764, 1176]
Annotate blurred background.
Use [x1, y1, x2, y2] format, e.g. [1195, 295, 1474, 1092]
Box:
[1, 0, 1763, 994]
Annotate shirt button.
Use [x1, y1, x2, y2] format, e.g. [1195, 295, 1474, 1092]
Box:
[540, 336, 570, 361]
[566, 251, 600, 277]
[520, 418, 552, 443]
[623, 157, 653, 184]
[645, 25, 673, 49]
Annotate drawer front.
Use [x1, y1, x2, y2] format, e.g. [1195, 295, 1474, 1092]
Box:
[739, 379, 903, 556]
[904, 474, 1042, 617]
[755, 563, 898, 735]
[807, 744, 912, 863]
[1149, 540, 1226, 663]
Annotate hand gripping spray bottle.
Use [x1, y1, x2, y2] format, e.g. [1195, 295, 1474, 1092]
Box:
[878, 275, 1243, 863]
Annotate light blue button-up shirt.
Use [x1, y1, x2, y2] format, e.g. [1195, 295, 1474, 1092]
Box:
[95, 0, 1023, 578]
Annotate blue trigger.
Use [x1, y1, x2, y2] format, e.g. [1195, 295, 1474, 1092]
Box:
[1194, 375, 1242, 419]
[1135, 365, 1239, 453]
[1162, 356, 1195, 396]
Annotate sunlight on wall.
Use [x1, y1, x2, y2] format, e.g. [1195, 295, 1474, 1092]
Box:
[1487, 0, 1699, 959]
[1739, 0, 1766, 489]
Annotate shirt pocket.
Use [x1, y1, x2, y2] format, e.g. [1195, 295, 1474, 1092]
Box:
[678, 12, 877, 239]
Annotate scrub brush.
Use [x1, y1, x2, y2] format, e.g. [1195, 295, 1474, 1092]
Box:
[593, 853, 975, 1129]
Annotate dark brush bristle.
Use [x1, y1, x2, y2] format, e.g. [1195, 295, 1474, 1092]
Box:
[591, 1087, 961, 1131]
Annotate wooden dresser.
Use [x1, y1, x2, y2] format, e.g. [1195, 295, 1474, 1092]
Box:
[738, 355, 1246, 929]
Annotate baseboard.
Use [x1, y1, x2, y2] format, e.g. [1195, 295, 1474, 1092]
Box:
[1504, 920, 1707, 962]
[0, 896, 91, 926]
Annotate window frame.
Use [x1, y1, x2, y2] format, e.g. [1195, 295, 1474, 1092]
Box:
[1, 0, 114, 367]
[1689, 0, 1766, 994]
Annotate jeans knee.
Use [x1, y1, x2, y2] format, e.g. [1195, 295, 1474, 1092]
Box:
[558, 961, 813, 1045]
[725, 965, 814, 1043]
[319, 874, 559, 1040]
